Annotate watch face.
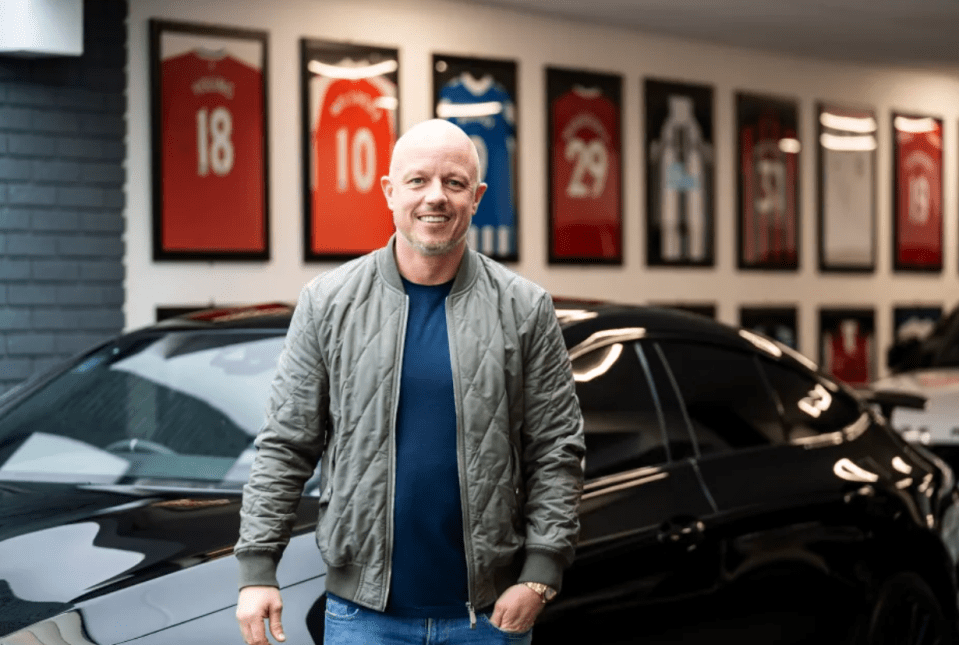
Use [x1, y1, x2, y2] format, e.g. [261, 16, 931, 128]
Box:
[526, 581, 556, 601]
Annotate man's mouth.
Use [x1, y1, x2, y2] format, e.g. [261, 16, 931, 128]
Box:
[418, 214, 449, 223]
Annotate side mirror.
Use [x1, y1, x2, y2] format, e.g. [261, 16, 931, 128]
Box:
[861, 388, 926, 420]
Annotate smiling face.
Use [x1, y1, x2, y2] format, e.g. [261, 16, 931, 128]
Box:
[381, 120, 487, 259]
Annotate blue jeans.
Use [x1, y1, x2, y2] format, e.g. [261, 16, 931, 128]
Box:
[324, 595, 533, 645]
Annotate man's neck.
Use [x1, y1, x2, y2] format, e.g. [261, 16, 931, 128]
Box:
[394, 241, 465, 286]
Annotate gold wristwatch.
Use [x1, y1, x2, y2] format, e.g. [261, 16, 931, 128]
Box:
[523, 582, 558, 603]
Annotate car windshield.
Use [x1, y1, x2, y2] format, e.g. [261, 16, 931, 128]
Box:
[0, 329, 286, 488]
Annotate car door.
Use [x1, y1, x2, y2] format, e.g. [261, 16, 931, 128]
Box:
[654, 339, 877, 594]
[539, 337, 718, 638]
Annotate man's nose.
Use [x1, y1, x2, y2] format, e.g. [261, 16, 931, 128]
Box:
[425, 178, 447, 204]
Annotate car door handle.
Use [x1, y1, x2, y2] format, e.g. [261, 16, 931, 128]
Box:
[658, 516, 706, 550]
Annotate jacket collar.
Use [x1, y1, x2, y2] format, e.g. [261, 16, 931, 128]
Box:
[376, 234, 478, 296]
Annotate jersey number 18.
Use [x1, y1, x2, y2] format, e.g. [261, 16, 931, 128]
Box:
[196, 106, 235, 177]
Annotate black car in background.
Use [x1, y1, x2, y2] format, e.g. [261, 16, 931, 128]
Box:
[1, 302, 958, 644]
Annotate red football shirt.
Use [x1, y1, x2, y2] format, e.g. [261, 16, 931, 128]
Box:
[550, 87, 620, 260]
[310, 75, 396, 256]
[895, 127, 942, 267]
[161, 50, 265, 252]
[740, 112, 798, 266]
[826, 322, 871, 385]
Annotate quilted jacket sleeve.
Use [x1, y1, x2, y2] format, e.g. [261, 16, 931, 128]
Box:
[234, 283, 330, 589]
[517, 291, 585, 592]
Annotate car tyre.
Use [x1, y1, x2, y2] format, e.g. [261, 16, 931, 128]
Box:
[853, 571, 953, 645]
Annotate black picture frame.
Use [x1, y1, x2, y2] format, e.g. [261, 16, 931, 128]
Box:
[300, 38, 399, 261]
[893, 305, 942, 341]
[892, 112, 943, 272]
[819, 308, 875, 386]
[546, 66, 623, 265]
[644, 78, 715, 267]
[740, 305, 799, 351]
[889, 304, 943, 370]
[149, 19, 269, 261]
[736, 92, 800, 271]
[817, 102, 877, 272]
[433, 53, 519, 262]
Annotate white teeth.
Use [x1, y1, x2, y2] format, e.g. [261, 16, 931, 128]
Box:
[420, 216, 447, 223]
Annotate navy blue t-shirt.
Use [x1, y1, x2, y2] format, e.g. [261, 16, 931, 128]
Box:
[387, 277, 469, 617]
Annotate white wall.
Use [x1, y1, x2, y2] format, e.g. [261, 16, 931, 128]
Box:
[126, 0, 959, 377]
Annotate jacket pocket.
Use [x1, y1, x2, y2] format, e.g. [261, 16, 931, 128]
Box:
[315, 442, 341, 565]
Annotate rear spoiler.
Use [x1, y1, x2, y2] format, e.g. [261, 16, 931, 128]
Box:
[860, 388, 927, 419]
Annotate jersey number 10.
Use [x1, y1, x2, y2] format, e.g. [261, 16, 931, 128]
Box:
[335, 126, 377, 193]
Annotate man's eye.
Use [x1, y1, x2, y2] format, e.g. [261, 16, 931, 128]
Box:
[409, 178, 424, 185]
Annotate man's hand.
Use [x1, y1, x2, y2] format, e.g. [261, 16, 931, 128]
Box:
[237, 585, 286, 645]
[490, 584, 544, 633]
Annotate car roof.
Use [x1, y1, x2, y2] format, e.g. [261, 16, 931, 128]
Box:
[554, 301, 743, 347]
[151, 298, 754, 352]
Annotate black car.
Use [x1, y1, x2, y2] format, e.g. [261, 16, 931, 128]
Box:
[1, 302, 958, 644]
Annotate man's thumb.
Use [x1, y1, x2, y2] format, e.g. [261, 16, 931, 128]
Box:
[270, 603, 286, 642]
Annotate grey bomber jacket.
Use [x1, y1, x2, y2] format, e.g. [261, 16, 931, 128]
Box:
[235, 236, 585, 613]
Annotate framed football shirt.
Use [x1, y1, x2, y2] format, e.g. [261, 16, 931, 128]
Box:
[301, 39, 398, 260]
[150, 20, 269, 261]
[820, 308, 875, 386]
[645, 78, 715, 267]
[547, 67, 622, 264]
[817, 103, 877, 272]
[433, 54, 518, 262]
[892, 113, 943, 272]
[736, 92, 800, 271]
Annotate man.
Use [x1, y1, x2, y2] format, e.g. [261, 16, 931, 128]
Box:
[235, 119, 584, 645]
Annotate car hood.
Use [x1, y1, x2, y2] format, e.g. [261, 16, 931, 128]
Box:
[0, 480, 319, 639]
[874, 368, 959, 443]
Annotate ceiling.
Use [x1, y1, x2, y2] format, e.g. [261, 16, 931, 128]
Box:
[458, 0, 959, 73]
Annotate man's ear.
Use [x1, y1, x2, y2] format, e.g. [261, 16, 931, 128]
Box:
[381, 175, 394, 208]
[472, 182, 488, 212]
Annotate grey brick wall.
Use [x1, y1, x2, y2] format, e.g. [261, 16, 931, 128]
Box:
[0, 0, 127, 395]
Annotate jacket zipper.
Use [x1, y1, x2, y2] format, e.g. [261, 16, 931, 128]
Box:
[447, 295, 478, 628]
[383, 294, 409, 610]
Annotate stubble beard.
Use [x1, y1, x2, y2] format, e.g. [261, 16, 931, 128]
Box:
[400, 220, 471, 257]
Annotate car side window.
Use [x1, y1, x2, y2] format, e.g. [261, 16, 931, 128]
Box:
[656, 342, 785, 453]
[759, 359, 863, 439]
[572, 341, 672, 478]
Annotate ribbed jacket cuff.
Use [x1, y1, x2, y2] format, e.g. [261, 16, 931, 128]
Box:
[518, 549, 564, 593]
[236, 551, 280, 589]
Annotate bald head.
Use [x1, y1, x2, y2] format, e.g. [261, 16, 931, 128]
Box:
[389, 119, 482, 185]
[380, 118, 488, 266]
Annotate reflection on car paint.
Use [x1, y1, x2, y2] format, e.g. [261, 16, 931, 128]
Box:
[573, 343, 623, 383]
[737, 328, 782, 358]
[832, 458, 878, 483]
[0, 522, 144, 603]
